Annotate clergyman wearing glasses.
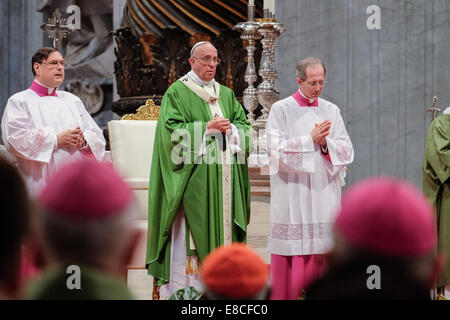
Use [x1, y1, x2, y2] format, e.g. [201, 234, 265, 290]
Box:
[266, 57, 354, 299]
[1, 47, 105, 196]
[145, 41, 252, 300]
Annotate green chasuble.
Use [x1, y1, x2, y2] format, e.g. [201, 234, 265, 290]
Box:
[423, 114, 450, 287]
[145, 79, 252, 285]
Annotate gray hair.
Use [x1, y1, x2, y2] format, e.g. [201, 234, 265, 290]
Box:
[296, 57, 326, 81]
[40, 202, 137, 268]
[190, 41, 214, 57]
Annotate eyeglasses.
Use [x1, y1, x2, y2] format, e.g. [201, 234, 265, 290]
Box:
[41, 60, 67, 68]
[193, 56, 221, 65]
[305, 80, 327, 87]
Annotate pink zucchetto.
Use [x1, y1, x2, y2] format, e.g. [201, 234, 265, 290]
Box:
[39, 158, 133, 220]
[334, 176, 437, 258]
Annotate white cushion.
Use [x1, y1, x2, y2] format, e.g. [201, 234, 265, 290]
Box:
[108, 120, 157, 181]
[108, 120, 157, 220]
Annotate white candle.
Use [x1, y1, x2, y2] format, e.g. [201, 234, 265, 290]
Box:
[249, 0, 254, 6]
[270, 0, 275, 13]
[263, 0, 269, 9]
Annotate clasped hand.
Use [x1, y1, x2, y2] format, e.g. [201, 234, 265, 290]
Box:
[57, 127, 86, 149]
[206, 116, 232, 135]
[311, 120, 331, 147]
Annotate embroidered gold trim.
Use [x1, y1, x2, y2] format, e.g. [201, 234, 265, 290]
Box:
[186, 256, 200, 275]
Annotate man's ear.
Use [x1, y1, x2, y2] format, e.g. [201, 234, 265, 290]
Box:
[188, 57, 196, 69]
[33, 62, 40, 77]
[296, 77, 303, 87]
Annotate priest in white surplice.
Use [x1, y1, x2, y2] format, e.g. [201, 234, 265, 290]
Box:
[267, 57, 354, 300]
[1, 47, 105, 196]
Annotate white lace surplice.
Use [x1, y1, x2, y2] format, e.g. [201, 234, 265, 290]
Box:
[267, 96, 354, 256]
[1, 89, 106, 196]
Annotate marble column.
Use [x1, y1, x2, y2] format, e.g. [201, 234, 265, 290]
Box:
[112, 0, 127, 103]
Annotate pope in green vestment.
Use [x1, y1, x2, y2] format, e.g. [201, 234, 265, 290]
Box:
[423, 110, 450, 288]
[145, 42, 252, 290]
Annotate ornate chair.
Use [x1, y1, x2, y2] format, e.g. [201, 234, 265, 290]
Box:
[107, 99, 160, 278]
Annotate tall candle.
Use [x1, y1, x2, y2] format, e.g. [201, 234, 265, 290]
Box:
[248, 0, 255, 20]
[263, 0, 268, 9]
[270, 0, 275, 13]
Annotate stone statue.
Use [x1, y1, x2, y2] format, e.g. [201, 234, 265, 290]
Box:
[38, 0, 116, 133]
[38, 0, 113, 69]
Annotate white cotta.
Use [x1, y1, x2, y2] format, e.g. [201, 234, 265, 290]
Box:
[267, 96, 354, 256]
[1, 89, 106, 196]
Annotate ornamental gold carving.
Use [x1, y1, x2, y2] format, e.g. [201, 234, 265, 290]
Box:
[121, 99, 160, 120]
